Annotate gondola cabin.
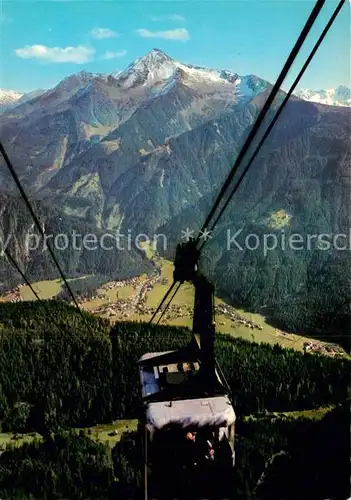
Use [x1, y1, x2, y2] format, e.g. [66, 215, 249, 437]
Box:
[138, 240, 237, 498]
[138, 350, 236, 500]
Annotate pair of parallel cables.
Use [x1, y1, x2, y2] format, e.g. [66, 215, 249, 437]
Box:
[150, 0, 347, 325]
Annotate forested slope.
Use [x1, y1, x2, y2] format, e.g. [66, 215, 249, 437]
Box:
[0, 408, 349, 499]
[0, 302, 349, 499]
[0, 301, 349, 433]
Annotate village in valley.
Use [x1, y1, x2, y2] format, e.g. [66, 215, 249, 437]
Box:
[1, 249, 346, 359]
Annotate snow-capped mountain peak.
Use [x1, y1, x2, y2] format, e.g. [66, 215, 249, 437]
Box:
[114, 48, 176, 88]
[114, 49, 240, 92]
[141, 48, 173, 65]
[110, 50, 271, 109]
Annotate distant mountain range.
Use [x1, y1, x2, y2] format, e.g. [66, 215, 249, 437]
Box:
[0, 90, 23, 111]
[0, 49, 350, 346]
[0, 88, 47, 112]
[294, 86, 351, 107]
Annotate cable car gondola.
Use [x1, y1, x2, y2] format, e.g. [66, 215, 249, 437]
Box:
[138, 239, 236, 500]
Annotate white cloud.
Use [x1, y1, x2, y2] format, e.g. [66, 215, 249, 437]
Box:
[136, 28, 189, 41]
[102, 50, 127, 60]
[15, 44, 95, 64]
[151, 14, 185, 22]
[91, 27, 119, 39]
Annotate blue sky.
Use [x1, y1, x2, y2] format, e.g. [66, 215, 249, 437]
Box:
[1, 0, 350, 93]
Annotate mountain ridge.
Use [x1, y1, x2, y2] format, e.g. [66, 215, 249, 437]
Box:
[1, 49, 349, 114]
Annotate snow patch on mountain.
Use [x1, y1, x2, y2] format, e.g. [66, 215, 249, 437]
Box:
[148, 67, 183, 97]
[177, 62, 236, 85]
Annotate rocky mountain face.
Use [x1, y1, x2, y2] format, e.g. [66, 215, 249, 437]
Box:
[0, 49, 350, 344]
[17, 88, 47, 106]
[0, 49, 270, 221]
[0, 193, 152, 292]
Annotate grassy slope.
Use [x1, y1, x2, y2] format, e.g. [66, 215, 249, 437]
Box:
[244, 406, 335, 422]
[0, 277, 92, 302]
[20, 279, 64, 300]
[0, 280, 64, 302]
[0, 407, 334, 451]
[0, 420, 138, 450]
[0, 431, 42, 448]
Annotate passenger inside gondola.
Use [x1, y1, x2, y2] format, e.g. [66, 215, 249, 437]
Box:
[184, 430, 215, 466]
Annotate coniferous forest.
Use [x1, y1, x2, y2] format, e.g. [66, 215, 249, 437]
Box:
[0, 301, 350, 499]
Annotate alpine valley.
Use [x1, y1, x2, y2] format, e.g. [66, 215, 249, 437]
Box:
[0, 49, 350, 348]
